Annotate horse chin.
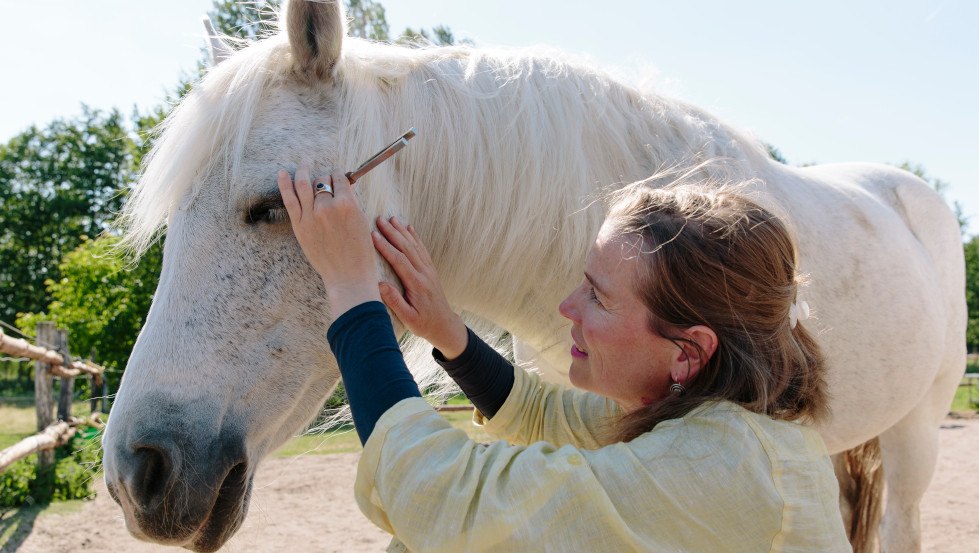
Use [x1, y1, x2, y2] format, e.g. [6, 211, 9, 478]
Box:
[185, 464, 254, 552]
[109, 463, 254, 553]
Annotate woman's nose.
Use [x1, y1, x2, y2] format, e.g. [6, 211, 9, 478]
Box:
[559, 290, 580, 323]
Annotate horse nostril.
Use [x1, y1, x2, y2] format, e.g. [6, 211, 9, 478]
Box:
[131, 444, 174, 509]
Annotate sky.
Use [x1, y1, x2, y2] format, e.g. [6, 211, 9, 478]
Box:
[2, 0, 976, 235]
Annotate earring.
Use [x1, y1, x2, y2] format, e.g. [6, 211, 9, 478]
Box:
[670, 382, 685, 395]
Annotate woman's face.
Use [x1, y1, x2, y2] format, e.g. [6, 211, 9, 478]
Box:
[559, 225, 682, 411]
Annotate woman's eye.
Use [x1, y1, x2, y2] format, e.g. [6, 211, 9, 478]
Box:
[588, 286, 604, 307]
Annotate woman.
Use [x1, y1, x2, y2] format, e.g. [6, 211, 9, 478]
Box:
[277, 167, 851, 552]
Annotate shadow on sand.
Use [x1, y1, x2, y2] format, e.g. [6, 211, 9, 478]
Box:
[0, 505, 40, 553]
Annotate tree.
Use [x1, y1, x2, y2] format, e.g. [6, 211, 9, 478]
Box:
[764, 142, 787, 165]
[346, 0, 390, 41]
[16, 236, 162, 389]
[965, 237, 979, 352]
[399, 24, 470, 46]
[0, 108, 135, 323]
[206, 0, 464, 47]
[209, 0, 282, 43]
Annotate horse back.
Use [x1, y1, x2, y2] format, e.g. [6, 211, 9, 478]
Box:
[760, 161, 966, 449]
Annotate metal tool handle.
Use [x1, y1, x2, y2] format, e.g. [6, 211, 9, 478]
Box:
[346, 128, 416, 184]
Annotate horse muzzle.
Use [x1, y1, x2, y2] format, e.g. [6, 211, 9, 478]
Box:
[103, 420, 253, 552]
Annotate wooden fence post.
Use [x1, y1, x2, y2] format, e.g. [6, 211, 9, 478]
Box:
[101, 376, 110, 413]
[56, 328, 74, 422]
[89, 373, 98, 414]
[35, 322, 56, 468]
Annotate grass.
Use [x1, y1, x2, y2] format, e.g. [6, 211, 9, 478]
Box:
[951, 380, 979, 412]
[0, 398, 92, 450]
[275, 425, 362, 456]
[273, 406, 492, 457]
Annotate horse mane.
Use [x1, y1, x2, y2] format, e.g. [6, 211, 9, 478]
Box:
[119, 31, 769, 260]
[334, 40, 770, 327]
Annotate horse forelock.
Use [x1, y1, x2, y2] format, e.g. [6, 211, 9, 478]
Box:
[118, 35, 293, 257]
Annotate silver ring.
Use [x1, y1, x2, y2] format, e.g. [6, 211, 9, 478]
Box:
[314, 181, 334, 197]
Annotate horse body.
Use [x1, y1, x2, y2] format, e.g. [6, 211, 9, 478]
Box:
[102, 2, 964, 552]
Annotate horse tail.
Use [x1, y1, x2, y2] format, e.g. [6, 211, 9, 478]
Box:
[837, 437, 885, 553]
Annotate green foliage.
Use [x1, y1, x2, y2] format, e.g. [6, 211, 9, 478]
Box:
[764, 142, 787, 164]
[16, 235, 162, 389]
[0, 363, 34, 396]
[347, 0, 390, 41]
[0, 457, 34, 507]
[323, 381, 347, 410]
[0, 433, 101, 508]
[205, 0, 462, 47]
[209, 0, 282, 43]
[399, 24, 470, 46]
[0, 108, 135, 323]
[965, 237, 979, 352]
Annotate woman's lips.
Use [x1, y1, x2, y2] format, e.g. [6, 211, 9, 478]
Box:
[571, 344, 588, 358]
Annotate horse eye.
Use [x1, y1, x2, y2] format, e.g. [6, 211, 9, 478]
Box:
[245, 200, 288, 225]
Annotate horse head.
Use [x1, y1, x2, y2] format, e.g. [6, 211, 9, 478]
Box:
[102, 2, 369, 550]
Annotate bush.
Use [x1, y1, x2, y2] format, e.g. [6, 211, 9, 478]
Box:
[0, 457, 35, 507]
[0, 432, 102, 507]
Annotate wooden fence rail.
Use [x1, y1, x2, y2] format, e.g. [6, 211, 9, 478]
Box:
[0, 414, 103, 473]
[0, 327, 104, 378]
[0, 321, 108, 474]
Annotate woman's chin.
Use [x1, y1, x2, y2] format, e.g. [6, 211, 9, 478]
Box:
[567, 362, 588, 390]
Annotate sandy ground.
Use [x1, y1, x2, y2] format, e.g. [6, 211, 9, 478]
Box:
[4, 417, 978, 553]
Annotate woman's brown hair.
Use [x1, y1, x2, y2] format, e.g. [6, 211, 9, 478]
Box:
[605, 172, 827, 442]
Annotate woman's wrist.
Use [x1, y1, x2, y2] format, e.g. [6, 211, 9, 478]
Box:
[430, 315, 469, 361]
[326, 281, 382, 319]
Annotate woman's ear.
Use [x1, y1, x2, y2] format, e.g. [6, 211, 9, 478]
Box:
[670, 325, 718, 384]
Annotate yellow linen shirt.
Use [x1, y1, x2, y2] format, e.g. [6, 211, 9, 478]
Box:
[356, 365, 851, 552]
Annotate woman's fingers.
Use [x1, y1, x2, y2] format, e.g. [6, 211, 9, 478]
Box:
[378, 281, 417, 323]
[277, 170, 301, 223]
[406, 223, 436, 267]
[326, 170, 352, 202]
[294, 166, 314, 213]
[377, 216, 429, 271]
[373, 231, 425, 289]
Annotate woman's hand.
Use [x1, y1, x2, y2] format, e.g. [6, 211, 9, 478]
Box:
[373, 217, 469, 359]
[278, 167, 380, 317]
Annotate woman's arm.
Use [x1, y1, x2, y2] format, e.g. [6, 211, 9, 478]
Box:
[278, 169, 419, 444]
[327, 302, 421, 444]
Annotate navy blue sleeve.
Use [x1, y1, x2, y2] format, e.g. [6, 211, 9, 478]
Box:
[327, 301, 421, 445]
[433, 327, 514, 419]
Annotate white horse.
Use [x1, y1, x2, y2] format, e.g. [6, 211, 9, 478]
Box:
[102, 1, 965, 552]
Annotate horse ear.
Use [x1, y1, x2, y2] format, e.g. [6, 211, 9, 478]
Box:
[202, 16, 233, 66]
[286, 0, 345, 81]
